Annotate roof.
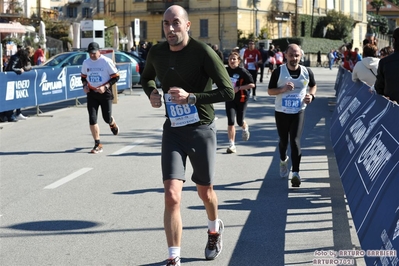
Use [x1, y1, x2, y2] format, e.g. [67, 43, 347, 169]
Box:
[367, 0, 399, 13]
[0, 22, 26, 34]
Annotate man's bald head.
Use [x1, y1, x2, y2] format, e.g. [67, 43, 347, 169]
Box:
[164, 5, 189, 22]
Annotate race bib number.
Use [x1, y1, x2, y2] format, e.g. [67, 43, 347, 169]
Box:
[89, 74, 102, 84]
[230, 74, 239, 88]
[248, 62, 256, 70]
[281, 95, 302, 112]
[165, 93, 200, 127]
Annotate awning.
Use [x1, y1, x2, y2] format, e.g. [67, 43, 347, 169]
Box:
[25, 25, 36, 33]
[0, 22, 27, 34]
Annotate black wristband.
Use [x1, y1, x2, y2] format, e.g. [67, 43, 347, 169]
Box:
[310, 94, 315, 101]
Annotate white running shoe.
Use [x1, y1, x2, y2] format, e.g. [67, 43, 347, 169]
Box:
[16, 113, 27, 120]
[226, 144, 237, 154]
[291, 172, 301, 187]
[280, 156, 289, 178]
[242, 126, 250, 141]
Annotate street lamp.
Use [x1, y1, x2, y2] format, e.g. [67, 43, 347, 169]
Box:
[34, 34, 46, 46]
[120, 36, 128, 51]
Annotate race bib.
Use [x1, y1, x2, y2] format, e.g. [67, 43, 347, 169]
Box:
[165, 93, 200, 127]
[230, 74, 239, 88]
[248, 62, 256, 70]
[281, 94, 302, 113]
[89, 74, 102, 84]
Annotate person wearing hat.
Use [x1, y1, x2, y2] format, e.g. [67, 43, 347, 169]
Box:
[81, 42, 120, 154]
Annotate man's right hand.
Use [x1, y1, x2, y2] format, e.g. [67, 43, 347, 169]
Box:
[150, 89, 162, 108]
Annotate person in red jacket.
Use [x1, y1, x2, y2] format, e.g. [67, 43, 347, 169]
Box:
[33, 45, 45, 65]
[243, 40, 262, 101]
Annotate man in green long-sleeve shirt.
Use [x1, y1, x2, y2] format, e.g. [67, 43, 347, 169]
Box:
[141, 5, 234, 266]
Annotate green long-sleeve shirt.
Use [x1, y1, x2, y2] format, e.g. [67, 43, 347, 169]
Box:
[142, 37, 234, 124]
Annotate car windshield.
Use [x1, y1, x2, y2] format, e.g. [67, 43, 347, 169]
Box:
[43, 53, 74, 67]
[115, 53, 132, 63]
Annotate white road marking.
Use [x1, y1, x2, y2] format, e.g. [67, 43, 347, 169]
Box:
[44, 168, 93, 189]
[112, 140, 144, 155]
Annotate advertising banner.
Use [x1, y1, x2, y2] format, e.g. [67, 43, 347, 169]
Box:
[0, 71, 37, 111]
[331, 67, 399, 265]
[0, 63, 132, 112]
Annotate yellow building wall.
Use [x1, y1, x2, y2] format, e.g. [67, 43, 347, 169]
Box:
[111, 0, 367, 52]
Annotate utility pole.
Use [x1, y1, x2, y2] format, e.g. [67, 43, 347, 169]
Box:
[123, 0, 126, 35]
[310, 0, 315, 37]
[295, 0, 298, 37]
[37, 0, 41, 19]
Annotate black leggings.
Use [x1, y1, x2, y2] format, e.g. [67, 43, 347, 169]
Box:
[87, 94, 113, 125]
[248, 69, 258, 96]
[275, 110, 305, 173]
[225, 99, 248, 126]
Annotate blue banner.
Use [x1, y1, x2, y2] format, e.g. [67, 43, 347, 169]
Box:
[0, 63, 132, 112]
[331, 67, 399, 265]
[1, 71, 37, 111]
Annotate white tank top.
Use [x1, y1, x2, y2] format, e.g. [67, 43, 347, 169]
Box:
[275, 64, 310, 114]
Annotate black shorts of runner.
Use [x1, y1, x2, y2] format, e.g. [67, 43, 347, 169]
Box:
[225, 99, 248, 127]
[87, 93, 113, 125]
[161, 119, 217, 186]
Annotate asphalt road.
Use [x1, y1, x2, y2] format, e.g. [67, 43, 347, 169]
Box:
[0, 66, 366, 266]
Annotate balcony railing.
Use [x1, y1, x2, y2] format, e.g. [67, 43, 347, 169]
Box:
[147, 0, 189, 14]
[67, 0, 82, 6]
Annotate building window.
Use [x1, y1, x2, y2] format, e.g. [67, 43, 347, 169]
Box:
[297, 0, 302, 7]
[141, 21, 147, 39]
[67, 7, 77, 18]
[82, 7, 92, 18]
[301, 21, 305, 37]
[327, 0, 334, 9]
[200, 19, 208, 38]
[109, 0, 116, 12]
[132, 21, 147, 39]
[97, 2, 104, 14]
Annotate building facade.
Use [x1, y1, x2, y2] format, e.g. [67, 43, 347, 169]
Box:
[105, 0, 367, 51]
[0, 1, 367, 52]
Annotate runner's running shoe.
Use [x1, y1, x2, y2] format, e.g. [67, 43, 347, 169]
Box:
[280, 156, 289, 178]
[205, 219, 224, 260]
[291, 172, 301, 187]
[91, 143, 103, 154]
[242, 126, 250, 141]
[226, 144, 237, 154]
[165, 256, 180, 266]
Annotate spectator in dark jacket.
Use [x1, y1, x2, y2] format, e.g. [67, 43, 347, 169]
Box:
[0, 46, 32, 122]
[374, 27, 399, 103]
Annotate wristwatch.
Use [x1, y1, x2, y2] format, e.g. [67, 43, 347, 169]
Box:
[188, 93, 197, 105]
[310, 94, 315, 101]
